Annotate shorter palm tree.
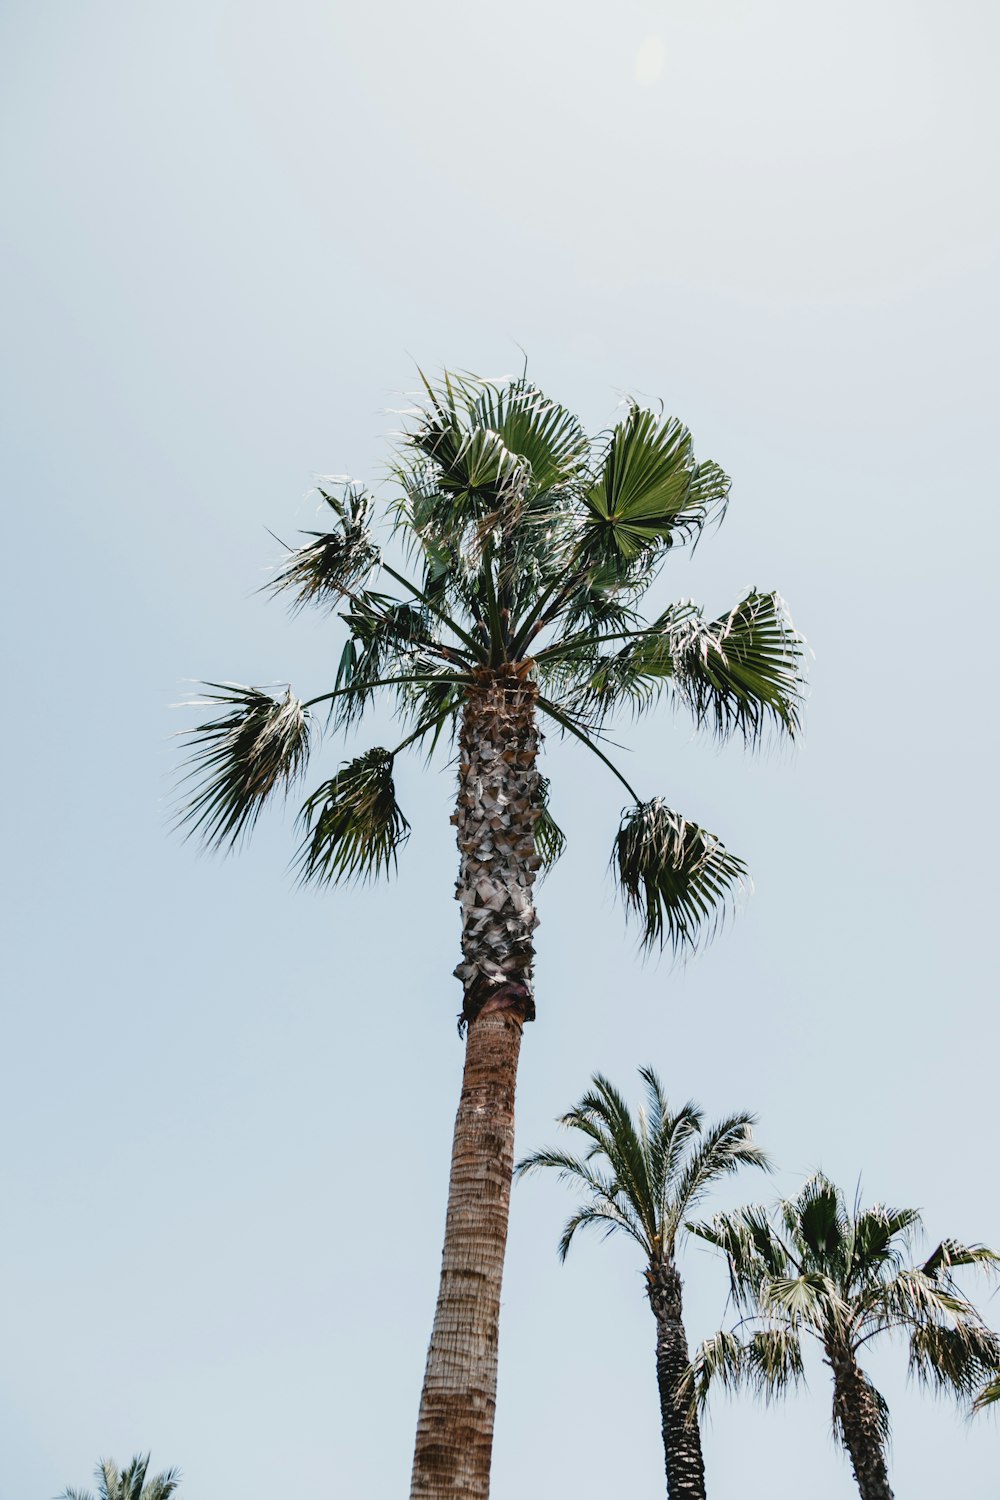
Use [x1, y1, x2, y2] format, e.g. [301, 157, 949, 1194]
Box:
[515, 1068, 768, 1500]
[689, 1174, 1000, 1500]
[60, 1455, 181, 1500]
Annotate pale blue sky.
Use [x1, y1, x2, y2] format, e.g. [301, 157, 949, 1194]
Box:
[2, 3, 999, 1497]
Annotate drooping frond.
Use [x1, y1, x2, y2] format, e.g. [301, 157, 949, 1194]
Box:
[295, 748, 410, 884]
[908, 1320, 1000, 1402]
[269, 485, 378, 610]
[687, 1330, 747, 1410]
[670, 590, 805, 743]
[612, 798, 746, 953]
[175, 684, 311, 849]
[513, 1147, 646, 1259]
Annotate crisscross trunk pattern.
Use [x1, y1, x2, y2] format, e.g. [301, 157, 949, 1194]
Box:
[410, 668, 540, 1500]
[647, 1262, 707, 1500]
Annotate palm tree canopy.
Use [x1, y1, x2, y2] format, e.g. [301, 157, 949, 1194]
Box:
[60, 1454, 181, 1500]
[176, 370, 806, 953]
[688, 1173, 1000, 1419]
[515, 1066, 769, 1262]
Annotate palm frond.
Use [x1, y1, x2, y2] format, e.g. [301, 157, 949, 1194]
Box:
[295, 749, 410, 884]
[269, 485, 378, 610]
[922, 1240, 1000, 1278]
[669, 1114, 768, 1239]
[584, 404, 729, 561]
[671, 590, 805, 743]
[908, 1321, 1000, 1401]
[175, 684, 311, 849]
[688, 1330, 746, 1410]
[612, 798, 746, 954]
[745, 1326, 807, 1401]
[532, 776, 566, 873]
[973, 1375, 1000, 1413]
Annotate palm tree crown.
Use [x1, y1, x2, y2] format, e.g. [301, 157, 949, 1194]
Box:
[516, 1068, 768, 1264]
[689, 1174, 1000, 1496]
[60, 1454, 180, 1500]
[177, 370, 805, 956]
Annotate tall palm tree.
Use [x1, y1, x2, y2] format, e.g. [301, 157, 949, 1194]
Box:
[516, 1068, 768, 1499]
[60, 1454, 181, 1500]
[176, 369, 805, 1499]
[689, 1174, 1000, 1500]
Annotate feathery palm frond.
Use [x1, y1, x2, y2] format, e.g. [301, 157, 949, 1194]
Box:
[296, 748, 410, 884]
[175, 684, 311, 848]
[691, 1172, 1000, 1451]
[517, 1068, 766, 1272]
[269, 485, 378, 610]
[613, 799, 747, 954]
[670, 589, 804, 744]
[59, 1455, 181, 1500]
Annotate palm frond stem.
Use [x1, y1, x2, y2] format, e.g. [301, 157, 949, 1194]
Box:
[535, 695, 641, 802]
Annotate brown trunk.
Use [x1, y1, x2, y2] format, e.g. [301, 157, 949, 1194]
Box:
[829, 1349, 895, 1500]
[410, 669, 539, 1500]
[647, 1262, 707, 1500]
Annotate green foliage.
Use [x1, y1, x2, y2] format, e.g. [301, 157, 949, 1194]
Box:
[269, 485, 378, 610]
[177, 369, 805, 945]
[613, 799, 747, 953]
[296, 749, 410, 884]
[516, 1067, 766, 1265]
[689, 1174, 1000, 1439]
[60, 1454, 180, 1500]
[175, 684, 311, 848]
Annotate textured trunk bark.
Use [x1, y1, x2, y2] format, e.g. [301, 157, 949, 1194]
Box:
[829, 1350, 895, 1500]
[410, 668, 540, 1500]
[647, 1262, 707, 1500]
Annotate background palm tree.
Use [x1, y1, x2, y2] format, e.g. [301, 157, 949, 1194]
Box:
[515, 1067, 768, 1499]
[177, 369, 805, 1500]
[60, 1454, 180, 1500]
[689, 1174, 1000, 1500]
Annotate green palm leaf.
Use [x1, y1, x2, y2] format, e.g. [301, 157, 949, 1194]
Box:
[269, 485, 378, 610]
[584, 404, 729, 560]
[612, 798, 746, 953]
[296, 748, 410, 884]
[175, 684, 311, 848]
[670, 589, 804, 743]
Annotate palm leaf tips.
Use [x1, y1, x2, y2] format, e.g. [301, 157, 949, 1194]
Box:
[613, 799, 747, 953]
[672, 590, 805, 743]
[269, 485, 378, 610]
[296, 748, 410, 885]
[175, 684, 311, 849]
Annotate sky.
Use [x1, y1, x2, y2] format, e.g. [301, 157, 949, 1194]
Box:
[2, 2, 999, 1496]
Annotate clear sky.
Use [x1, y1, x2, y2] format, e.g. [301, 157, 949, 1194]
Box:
[2, 2, 999, 1497]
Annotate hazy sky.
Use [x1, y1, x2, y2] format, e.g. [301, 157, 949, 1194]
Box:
[3, 3, 999, 1497]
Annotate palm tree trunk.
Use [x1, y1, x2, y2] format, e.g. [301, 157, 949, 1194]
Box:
[410, 668, 540, 1500]
[829, 1351, 894, 1500]
[647, 1262, 707, 1500]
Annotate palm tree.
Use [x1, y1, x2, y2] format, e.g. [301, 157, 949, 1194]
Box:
[515, 1068, 768, 1499]
[60, 1454, 180, 1500]
[689, 1174, 1000, 1500]
[176, 369, 805, 1499]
